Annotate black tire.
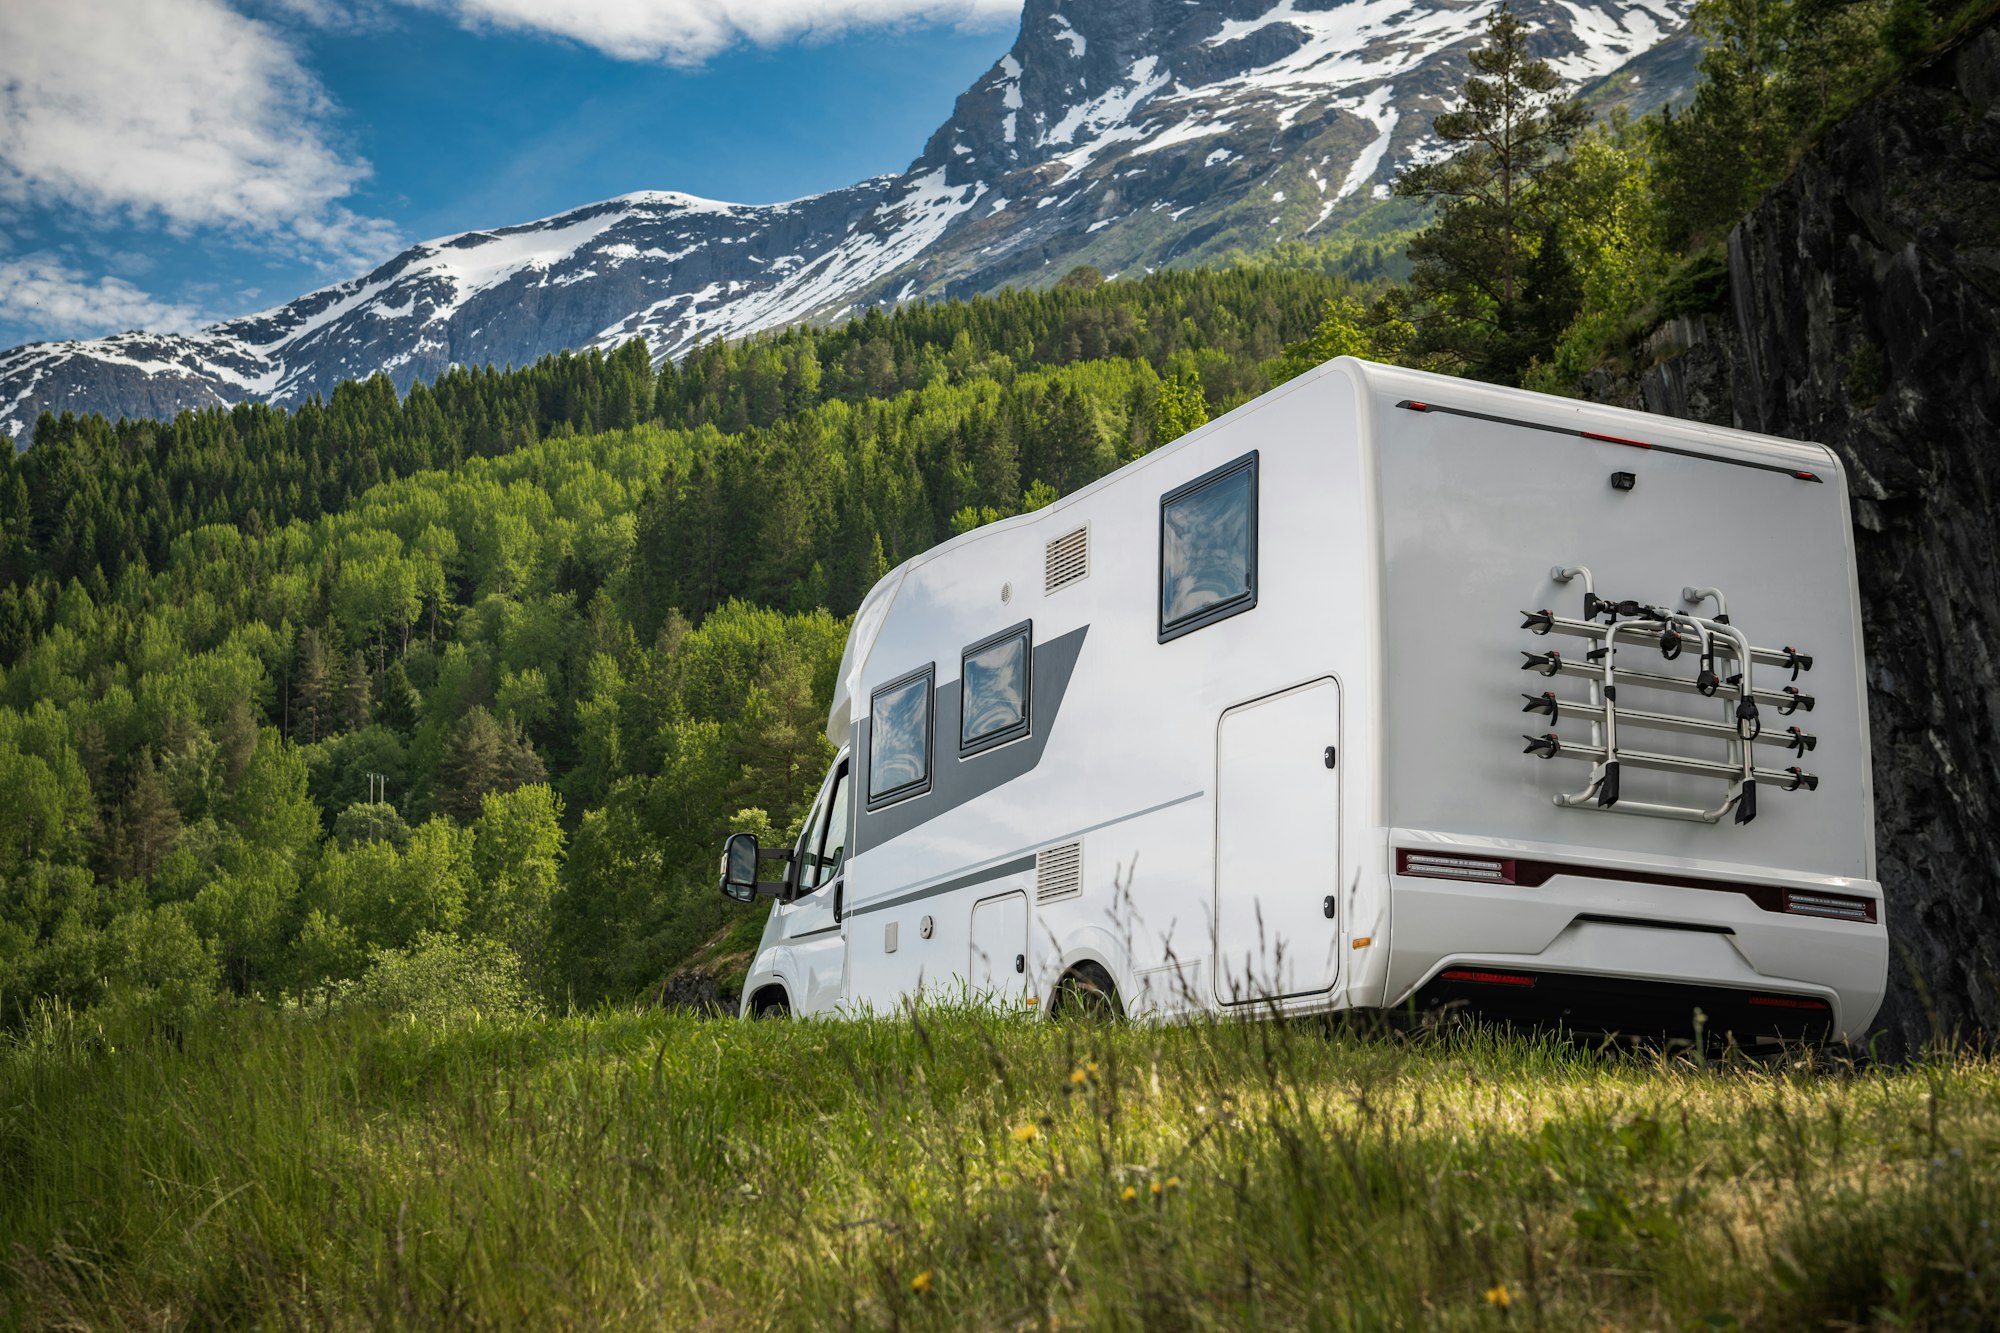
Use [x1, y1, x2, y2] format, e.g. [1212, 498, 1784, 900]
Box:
[752, 991, 790, 1019]
[1053, 962, 1122, 1021]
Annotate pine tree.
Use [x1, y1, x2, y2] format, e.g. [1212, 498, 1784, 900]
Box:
[216, 698, 259, 789]
[1041, 386, 1111, 494]
[435, 708, 546, 823]
[378, 659, 422, 733]
[343, 651, 373, 732]
[1393, 4, 1588, 381]
[435, 707, 504, 824]
[295, 628, 331, 743]
[1652, 0, 1816, 249]
[116, 751, 181, 882]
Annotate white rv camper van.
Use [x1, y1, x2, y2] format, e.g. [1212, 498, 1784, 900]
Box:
[719, 357, 1888, 1042]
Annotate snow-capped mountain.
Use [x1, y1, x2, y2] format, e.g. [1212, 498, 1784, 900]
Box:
[1, 0, 1695, 445]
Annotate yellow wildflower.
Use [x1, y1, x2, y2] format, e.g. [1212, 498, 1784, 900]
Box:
[1013, 1122, 1039, 1143]
[1070, 1068, 1088, 1085]
[1165, 1176, 1182, 1190]
[1120, 1185, 1139, 1202]
[1484, 1283, 1511, 1309]
[911, 1270, 934, 1295]
[1150, 1180, 1164, 1197]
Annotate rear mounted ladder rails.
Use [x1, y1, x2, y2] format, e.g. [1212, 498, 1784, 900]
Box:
[1518, 566, 1821, 825]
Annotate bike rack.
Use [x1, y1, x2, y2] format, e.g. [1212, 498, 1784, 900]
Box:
[1517, 566, 1821, 825]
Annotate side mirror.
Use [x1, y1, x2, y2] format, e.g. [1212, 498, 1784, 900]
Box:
[720, 832, 787, 903]
[721, 832, 762, 903]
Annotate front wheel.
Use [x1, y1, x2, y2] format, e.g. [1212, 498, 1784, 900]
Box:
[1053, 963, 1122, 1021]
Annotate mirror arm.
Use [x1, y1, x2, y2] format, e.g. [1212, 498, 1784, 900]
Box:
[760, 846, 797, 900]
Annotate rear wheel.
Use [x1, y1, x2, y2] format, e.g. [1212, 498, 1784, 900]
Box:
[750, 989, 790, 1019]
[1053, 962, 1122, 1021]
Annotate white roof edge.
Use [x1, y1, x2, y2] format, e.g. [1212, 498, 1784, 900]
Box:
[1336, 356, 1840, 472]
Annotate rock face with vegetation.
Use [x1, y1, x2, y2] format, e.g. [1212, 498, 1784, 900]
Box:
[1594, 24, 2000, 1048]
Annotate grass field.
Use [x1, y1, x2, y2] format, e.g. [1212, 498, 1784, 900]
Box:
[2, 1003, 1996, 1330]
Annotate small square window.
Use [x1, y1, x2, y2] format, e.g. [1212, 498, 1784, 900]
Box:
[867, 666, 934, 807]
[1159, 452, 1258, 642]
[961, 623, 1032, 755]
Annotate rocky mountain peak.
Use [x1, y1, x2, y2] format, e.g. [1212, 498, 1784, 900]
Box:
[3, 0, 1697, 446]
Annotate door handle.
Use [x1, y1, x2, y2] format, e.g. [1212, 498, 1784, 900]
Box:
[1324, 745, 1337, 769]
[1014, 954, 1025, 974]
[833, 880, 844, 923]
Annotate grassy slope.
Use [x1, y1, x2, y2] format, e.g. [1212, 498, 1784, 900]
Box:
[3, 1007, 1996, 1330]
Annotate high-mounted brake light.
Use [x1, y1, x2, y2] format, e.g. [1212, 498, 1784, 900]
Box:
[1388, 399, 1825, 480]
[1440, 968, 1537, 988]
[1397, 850, 1517, 884]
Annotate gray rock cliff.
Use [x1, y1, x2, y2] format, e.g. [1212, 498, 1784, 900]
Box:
[1591, 24, 2000, 1048]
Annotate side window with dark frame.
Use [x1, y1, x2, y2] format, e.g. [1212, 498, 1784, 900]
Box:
[1159, 451, 1258, 642]
[961, 622, 1032, 755]
[867, 666, 934, 807]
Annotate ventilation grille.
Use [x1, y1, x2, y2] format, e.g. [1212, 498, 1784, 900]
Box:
[1044, 525, 1089, 594]
[1036, 841, 1083, 903]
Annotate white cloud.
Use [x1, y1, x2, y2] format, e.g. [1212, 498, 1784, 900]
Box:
[0, 0, 401, 272]
[0, 253, 206, 341]
[402, 0, 1023, 65]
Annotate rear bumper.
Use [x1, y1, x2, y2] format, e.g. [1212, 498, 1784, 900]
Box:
[1382, 837, 1887, 1040]
[1411, 967, 1836, 1045]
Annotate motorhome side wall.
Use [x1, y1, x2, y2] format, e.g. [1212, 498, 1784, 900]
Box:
[836, 367, 1383, 1017]
[1347, 360, 1884, 1025]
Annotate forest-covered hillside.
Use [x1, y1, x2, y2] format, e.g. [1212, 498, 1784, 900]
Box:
[0, 266, 1344, 1022]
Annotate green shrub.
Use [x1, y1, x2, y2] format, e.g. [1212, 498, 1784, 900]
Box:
[347, 932, 542, 1023]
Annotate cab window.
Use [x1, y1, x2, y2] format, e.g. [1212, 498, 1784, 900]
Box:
[797, 760, 851, 894]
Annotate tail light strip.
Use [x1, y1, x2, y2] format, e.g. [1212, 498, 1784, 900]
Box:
[1440, 968, 1537, 987]
[1396, 848, 1877, 924]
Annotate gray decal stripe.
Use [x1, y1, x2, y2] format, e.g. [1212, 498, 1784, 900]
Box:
[846, 789, 1206, 919]
[849, 855, 1037, 917]
[854, 626, 1088, 849]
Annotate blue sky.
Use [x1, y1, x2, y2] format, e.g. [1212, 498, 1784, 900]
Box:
[0, 0, 1023, 349]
